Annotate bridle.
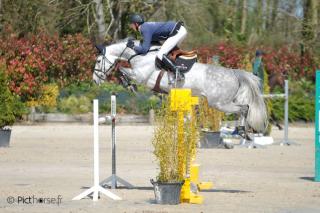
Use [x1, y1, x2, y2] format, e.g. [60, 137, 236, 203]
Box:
[93, 46, 128, 81]
[93, 44, 159, 81]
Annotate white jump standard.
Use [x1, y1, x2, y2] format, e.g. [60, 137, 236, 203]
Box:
[263, 80, 298, 146]
[72, 99, 122, 201]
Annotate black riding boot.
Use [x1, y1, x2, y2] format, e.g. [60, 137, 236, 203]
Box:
[155, 57, 165, 69]
[161, 55, 185, 81]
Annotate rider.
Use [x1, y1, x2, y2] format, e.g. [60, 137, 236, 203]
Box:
[126, 14, 187, 80]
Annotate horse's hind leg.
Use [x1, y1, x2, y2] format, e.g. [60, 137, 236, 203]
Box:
[213, 102, 248, 121]
[213, 102, 249, 138]
[212, 102, 242, 114]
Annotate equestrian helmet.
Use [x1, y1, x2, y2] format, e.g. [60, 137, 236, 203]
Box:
[129, 14, 144, 25]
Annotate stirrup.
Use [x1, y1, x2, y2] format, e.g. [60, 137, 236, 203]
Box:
[162, 54, 178, 72]
[175, 70, 185, 81]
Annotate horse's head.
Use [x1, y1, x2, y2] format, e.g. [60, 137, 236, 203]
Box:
[93, 40, 136, 85]
[93, 45, 118, 85]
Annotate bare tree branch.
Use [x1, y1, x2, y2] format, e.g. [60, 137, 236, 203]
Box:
[105, 0, 115, 35]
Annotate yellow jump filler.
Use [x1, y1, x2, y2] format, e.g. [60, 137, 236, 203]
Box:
[170, 89, 213, 204]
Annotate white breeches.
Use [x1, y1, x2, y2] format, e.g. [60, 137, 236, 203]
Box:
[156, 26, 187, 60]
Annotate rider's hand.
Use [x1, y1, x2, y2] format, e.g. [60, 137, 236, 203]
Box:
[126, 39, 135, 49]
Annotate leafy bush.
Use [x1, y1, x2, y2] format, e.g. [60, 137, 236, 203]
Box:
[0, 62, 26, 128]
[58, 82, 161, 115]
[198, 97, 224, 131]
[27, 84, 59, 113]
[0, 27, 95, 102]
[58, 95, 91, 114]
[271, 79, 314, 122]
[153, 103, 181, 182]
[197, 42, 318, 81]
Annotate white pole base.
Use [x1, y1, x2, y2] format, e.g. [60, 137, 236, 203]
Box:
[72, 185, 122, 201]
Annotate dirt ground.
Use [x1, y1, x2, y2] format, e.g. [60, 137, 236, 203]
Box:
[0, 124, 319, 213]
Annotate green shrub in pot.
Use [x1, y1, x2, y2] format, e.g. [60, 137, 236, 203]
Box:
[0, 64, 25, 146]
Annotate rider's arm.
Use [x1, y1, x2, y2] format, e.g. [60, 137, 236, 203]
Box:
[134, 26, 152, 54]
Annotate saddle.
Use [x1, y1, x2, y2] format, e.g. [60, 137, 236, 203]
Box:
[168, 47, 198, 73]
[152, 47, 197, 93]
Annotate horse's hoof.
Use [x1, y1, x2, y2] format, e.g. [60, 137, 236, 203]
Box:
[234, 126, 246, 138]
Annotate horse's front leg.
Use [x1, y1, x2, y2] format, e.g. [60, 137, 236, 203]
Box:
[119, 67, 136, 81]
[118, 67, 138, 93]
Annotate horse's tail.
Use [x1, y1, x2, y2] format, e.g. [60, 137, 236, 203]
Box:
[234, 71, 268, 133]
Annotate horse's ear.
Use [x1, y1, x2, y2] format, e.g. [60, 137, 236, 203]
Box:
[104, 40, 113, 45]
[95, 44, 105, 55]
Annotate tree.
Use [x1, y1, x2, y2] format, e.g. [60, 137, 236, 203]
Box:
[270, 0, 279, 31]
[302, 0, 318, 42]
[254, 0, 263, 36]
[0, 0, 2, 30]
[0, 0, 59, 35]
[94, 0, 106, 42]
[240, 0, 247, 35]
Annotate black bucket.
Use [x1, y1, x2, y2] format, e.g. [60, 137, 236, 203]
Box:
[0, 129, 11, 147]
[150, 179, 184, 205]
[200, 130, 222, 148]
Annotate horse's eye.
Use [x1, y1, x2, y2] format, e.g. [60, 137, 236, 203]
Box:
[97, 60, 101, 63]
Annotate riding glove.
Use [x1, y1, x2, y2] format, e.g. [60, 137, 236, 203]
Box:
[126, 39, 135, 49]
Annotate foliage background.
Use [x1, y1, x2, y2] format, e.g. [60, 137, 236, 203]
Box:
[0, 0, 318, 123]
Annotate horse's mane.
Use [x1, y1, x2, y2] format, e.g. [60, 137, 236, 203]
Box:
[112, 38, 161, 48]
[111, 37, 139, 44]
[103, 38, 160, 56]
[115, 38, 130, 44]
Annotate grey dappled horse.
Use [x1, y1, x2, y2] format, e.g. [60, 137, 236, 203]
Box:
[93, 40, 268, 133]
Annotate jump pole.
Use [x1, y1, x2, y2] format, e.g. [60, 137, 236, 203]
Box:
[100, 95, 134, 189]
[72, 99, 122, 201]
[315, 70, 320, 182]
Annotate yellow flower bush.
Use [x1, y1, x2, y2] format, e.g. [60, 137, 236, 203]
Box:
[152, 96, 199, 183]
[26, 84, 59, 112]
[198, 97, 224, 132]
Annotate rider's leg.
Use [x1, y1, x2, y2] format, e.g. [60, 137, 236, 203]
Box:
[155, 57, 165, 69]
[156, 26, 187, 60]
[155, 26, 187, 78]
